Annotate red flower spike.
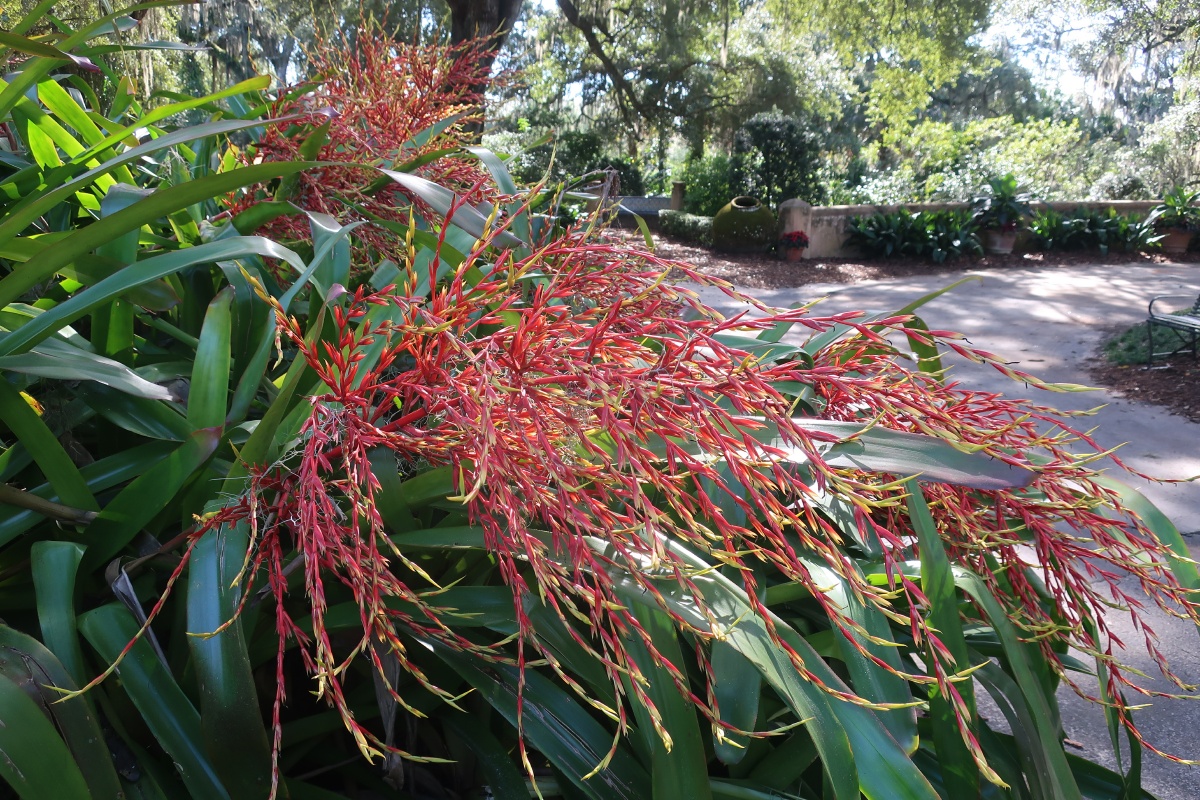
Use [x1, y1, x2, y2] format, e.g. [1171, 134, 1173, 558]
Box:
[98, 34, 1200, 795]
[228, 20, 504, 271]
[171, 229, 1200, 795]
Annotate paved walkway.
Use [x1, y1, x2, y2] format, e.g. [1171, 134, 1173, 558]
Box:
[690, 262, 1200, 799]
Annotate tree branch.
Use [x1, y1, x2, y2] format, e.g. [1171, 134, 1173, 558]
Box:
[556, 0, 657, 125]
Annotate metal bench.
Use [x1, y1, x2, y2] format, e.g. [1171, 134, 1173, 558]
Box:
[1147, 293, 1200, 366]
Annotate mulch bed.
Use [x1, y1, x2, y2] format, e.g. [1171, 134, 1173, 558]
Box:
[1087, 353, 1200, 425]
[638, 231, 1200, 422]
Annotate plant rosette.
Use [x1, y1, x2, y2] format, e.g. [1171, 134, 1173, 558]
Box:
[971, 173, 1033, 233]
[1149, 187, 1200, 255]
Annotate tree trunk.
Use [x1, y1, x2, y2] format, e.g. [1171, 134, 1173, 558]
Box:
[443, 0, 525, 134]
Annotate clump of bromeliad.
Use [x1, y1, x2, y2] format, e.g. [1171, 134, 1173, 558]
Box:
[185, 207, 1199, 793]
[84, 27, 1200, 799]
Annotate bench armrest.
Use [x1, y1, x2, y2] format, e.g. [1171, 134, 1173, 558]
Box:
[1148, 294, 1200, 317]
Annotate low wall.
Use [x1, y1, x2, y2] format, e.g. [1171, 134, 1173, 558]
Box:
[779, 200, 1160, 259]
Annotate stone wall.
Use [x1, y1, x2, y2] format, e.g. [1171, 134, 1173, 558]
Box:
[778, 200, 1161, 259]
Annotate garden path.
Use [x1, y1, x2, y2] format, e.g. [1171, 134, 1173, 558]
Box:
[687, 261, 1200, 800]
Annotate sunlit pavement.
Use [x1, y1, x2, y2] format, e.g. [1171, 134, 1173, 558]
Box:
[687, 261, 1200, 799]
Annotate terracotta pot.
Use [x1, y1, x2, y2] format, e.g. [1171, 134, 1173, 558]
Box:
[1160, 227, 1195, 256]
[783, 246, 805, 262]
[983, 229, 1018, 255]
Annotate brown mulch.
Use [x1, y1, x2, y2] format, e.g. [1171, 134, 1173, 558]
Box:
[1087, 353, 1200, 425]
[637, 231, 1200, 422]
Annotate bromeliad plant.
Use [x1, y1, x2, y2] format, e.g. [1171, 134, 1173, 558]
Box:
[971, 173, 1034, 232]
[2, 9, 1200, 800]
[1148, 186, 1200, 231]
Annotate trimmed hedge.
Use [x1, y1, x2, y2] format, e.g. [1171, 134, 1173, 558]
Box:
[660, 209, 713, 246]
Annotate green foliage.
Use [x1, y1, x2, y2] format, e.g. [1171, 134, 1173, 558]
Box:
[1030, 208, 1160, 254]
[970, 173, 1033, 231]
[485, 128, 646, 194]
[1149, 185, 1200, 230]
[731, 111, 823, 207]
[659, 209, 713, 245]
[859, 117, 1119, 203]
[679, 153, 734, 217]
[846, 209, 982, 262]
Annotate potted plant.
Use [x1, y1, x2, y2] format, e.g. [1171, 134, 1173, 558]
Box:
[1148, 185, 1200, 256]
[970, 173, 1033, 255]
[779, 229, 810, 261]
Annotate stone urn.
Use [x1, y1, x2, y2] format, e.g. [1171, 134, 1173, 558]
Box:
[1160, 227, 1194, 256]
[983, 228, 1018, 255]
[712, 196, 776, 253]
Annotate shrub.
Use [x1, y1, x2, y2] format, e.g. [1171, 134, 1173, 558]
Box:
[659, 209, 713, 245]
[846, 209, 981, 262]
[731, 111, 823, 207]
[1031, 208, 1159, 254]
[679, 152, 733, 216]
[970, 173, 1033, 232]
[1150, 185, 1200, 231]
[858, 116, 1120, 203]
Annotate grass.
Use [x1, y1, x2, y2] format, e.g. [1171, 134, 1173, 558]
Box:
[1104, 310, 1194, 366]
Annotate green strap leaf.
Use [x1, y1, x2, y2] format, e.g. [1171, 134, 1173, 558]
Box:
[0, 337, 172, 399]
[0, 671, 91, 799]
[75, 383, 190, 440]
[188, 520, 274, 800]
[0, 117, 283, 249]
[0, 236, 308, 357]
[79, 604, 233, 800]
[0, 30, 97, 71]
[711, 640, 762, 765]
[80, 426, 221, 571]
[0, 379, 97, 511]
[625, 603, 714, 800]
[0, 162, 312, 310]
[1092, 474, 1200, 597]
[442, 715, 529, 799]
[30, 541, 89, 685]
[794, 552, 916, 753]
[791, 419, 1032, 490]
[0, 624, 123, 798]
[611, 535, 940, 800]
[0, 441, 174, 547]
[437, 647, 651, 800]
[189, 287, 234, 431]
[378, 168, 523, 248]
[952, 569, 1082, 800]
[905, 482, 980, 797]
